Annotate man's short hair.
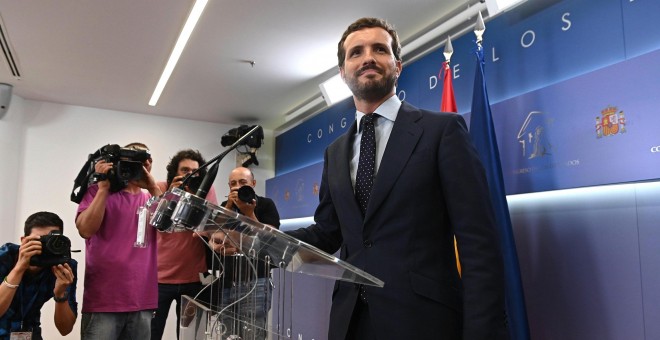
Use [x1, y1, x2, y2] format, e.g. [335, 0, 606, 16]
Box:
[166, 149, 207, 186]
[124, 142, 149, 151]
[24, 211, 64, 236]
[337, 17, 402, 69]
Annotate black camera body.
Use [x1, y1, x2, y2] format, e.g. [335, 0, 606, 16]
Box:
[237, 185, 257, 203]
[221, 125, 264, 148]
[185, 175, 205, 193]
[30, 231, 72, 267]
[174, 172, 206, 193]
[93, 144, 151, 192]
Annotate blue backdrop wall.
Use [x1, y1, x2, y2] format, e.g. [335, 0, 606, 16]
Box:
[267, 0, 660, 338]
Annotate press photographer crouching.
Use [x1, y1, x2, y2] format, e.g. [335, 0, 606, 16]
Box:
[0, 212, 78, 340]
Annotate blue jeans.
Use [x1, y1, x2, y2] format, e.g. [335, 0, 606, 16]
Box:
[151, 282, 203, 340]
[212, 277, 272, 340]
[81, 311, 152, 340]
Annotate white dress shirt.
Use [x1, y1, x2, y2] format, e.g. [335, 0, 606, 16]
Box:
[350, 94, 402, 189]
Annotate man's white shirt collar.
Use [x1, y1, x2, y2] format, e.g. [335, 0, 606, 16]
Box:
[356, 94, 402, 131]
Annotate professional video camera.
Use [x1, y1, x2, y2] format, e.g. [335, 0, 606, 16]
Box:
[92, 144, 151, 192]
[29, 230, 72, 267]
[221, 125, 264, 148]
[71, 144, 151, 204]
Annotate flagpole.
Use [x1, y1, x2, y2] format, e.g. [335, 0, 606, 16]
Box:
[469, 11, 531, 340]
[440, 36, 458, 113]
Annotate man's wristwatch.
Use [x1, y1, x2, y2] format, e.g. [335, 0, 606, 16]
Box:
[53, 290, 69, 303]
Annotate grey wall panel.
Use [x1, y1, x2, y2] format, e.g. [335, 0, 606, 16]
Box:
[635, 182, 660, 339]
[509, 185, 645, 340]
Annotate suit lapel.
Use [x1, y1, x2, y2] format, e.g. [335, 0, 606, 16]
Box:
[332, 121, 364, 220]
[364, 102, 423, 227]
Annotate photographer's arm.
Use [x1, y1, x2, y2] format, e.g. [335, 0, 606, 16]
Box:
[134, 165, 162, 197]
[226, 191, 258, 221]
[52, 263, 76, 335]
[0, 238, 40, 316]
[75, 187, 109, 239]
[0, 275, 19, 316]
[76, 160, 111, 239]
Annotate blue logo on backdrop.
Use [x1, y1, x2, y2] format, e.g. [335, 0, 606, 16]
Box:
[517, 111, 553, 160]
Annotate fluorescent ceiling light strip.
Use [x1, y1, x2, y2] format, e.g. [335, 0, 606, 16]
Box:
[485, 0, 527, 16]
[149, 0, 209, 106]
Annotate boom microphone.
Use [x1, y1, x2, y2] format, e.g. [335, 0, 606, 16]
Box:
[180, 125, 263, 192]
[195, 161, 219, 199]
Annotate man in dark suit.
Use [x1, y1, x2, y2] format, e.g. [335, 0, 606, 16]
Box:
[286, 17, 508, 340]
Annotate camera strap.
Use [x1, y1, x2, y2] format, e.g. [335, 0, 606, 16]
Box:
[70, 149, 102, 204]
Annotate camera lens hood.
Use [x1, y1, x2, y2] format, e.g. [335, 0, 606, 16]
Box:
[237, 185, 256, 203]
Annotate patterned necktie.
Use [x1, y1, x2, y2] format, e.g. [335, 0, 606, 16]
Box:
[355, 113, 377, 215]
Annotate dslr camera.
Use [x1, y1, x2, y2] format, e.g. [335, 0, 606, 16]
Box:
[30, 231, 72, 267]
[93, 144, 151, 192]
[237, 185, 257, 203]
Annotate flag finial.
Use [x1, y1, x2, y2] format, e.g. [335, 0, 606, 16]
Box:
[474, 11, 485, 46]
[443, 36, 454, 64]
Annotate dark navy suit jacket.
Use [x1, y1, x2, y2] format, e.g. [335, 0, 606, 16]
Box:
[287, 101, 508, 340]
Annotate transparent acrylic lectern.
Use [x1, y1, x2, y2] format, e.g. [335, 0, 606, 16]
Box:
[146, 188, 384, 340]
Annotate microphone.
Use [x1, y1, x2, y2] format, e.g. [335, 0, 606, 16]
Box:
[195, 160, 219, 199]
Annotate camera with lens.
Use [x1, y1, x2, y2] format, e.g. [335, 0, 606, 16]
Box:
[187, 174, 206, 192]
[178, 172, 206, 193]
[70, 144, 151, 204]
[93, 144, 151, 192]
[220, 125, 264, 148]
[30, 231, 72, 267]
[237, 185, 256, 203]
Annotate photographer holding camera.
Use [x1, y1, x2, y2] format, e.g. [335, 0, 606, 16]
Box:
[75, 142, 162, 340]
[0, 211, 77, 340]
[151, 149, 219, 340]
[203, 166, 279, 340]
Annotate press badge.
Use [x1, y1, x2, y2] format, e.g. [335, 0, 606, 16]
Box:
[10, 332, 32, 340]
[134, 206, 148, 248]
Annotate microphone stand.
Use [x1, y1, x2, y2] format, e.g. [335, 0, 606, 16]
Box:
[180, 125, 263, 199]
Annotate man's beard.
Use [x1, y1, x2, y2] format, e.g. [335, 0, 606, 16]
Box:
[345, 66, 397, 102]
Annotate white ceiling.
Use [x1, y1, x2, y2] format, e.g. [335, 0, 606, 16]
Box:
[0, 0, 478, 129]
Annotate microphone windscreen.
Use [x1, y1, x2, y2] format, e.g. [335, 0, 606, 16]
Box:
[195, 161, 219, 199]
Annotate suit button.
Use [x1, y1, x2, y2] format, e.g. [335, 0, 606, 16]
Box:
[363, 240, 373, 248]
